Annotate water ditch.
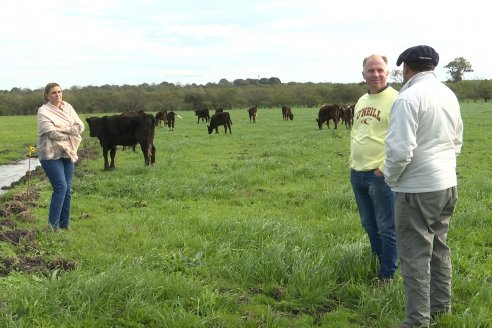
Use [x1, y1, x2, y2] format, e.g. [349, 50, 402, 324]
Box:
[0, 157, 41, 195]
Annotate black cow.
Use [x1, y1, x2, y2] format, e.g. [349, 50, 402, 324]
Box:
[215, 108, 224, 113]
[86, 112, 156, 170]
[316, 104, 340, 130]
[340, 105, 355, 129]
[194, 108, 210, 124]
[207, 112, 232, 134]
[247, 106, 257, 123]
[281, 105, 294, 120]
[120, 110, 143, 151]
[166, 111, 176, 131]
[155, 110, 168, 127]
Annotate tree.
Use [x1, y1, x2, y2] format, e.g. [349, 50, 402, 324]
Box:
[390, 69, 403, 84]
[444, 57, 473, 82]
[183, 88, 206, 109]
[218, 78, 232, 86]
[477, 80, 492, 102]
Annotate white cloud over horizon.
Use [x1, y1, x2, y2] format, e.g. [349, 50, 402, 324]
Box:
[1, 0, 490, 91]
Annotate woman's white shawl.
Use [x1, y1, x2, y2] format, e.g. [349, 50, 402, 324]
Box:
[37, 101, 84, 162]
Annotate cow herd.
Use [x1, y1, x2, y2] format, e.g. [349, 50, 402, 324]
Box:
[316, 104, 355, 130]
[85, 104, 355, 170]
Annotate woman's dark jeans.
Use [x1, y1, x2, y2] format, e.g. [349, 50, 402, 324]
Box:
[40, 158, 74, 229]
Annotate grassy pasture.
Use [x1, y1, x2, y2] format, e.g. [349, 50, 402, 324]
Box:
[1, 103, 491, 327]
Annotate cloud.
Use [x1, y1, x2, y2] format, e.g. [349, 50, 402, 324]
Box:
[0, 0, 490, 90]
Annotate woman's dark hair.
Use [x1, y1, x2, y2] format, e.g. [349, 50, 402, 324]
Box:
[44, 82, 60, 101]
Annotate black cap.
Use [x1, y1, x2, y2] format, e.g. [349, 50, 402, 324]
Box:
[396, 45, 439, 67]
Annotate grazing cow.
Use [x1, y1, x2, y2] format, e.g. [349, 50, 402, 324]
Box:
[155, 110, 168, 127]
[194, 108, 210, 124]
[207, 112, 232, 134]
[86, 112, 156, 170]
[281, 105, 294, 120]
[247, 106, 257, 123]
[166, 111, 176, 131]
[340, 105, 355, 129]
[316, 104, 341, 130]
[339, 106, 348, 126]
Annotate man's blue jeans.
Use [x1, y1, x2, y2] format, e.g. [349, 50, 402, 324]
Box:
[40, 158, 74, 229]
[350, 169, 398, 278]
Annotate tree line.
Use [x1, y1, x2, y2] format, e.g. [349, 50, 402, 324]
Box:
[1, 78, 491, 116]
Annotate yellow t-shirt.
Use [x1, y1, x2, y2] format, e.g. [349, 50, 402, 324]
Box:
[350, 86, 398, 172]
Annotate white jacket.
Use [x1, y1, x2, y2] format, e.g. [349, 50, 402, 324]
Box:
[384, 71, 463, 192]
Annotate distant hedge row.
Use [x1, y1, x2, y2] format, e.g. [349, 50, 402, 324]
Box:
[1, 78, 491, 116]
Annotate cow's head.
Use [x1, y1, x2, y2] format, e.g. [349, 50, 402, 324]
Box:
[86, 117, 102, 137]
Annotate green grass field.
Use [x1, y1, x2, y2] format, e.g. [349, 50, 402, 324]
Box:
[1, 103, 491, 327]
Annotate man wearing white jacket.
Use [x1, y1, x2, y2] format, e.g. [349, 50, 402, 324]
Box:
[384, 45, 463, 328]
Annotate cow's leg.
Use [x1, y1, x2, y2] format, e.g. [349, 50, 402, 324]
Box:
[140, 142, 150, 165]
[109, 146, 117, 169]
[146, 143, 155, 165]
[150, 144, 156, 165]
[103, 147, 110, 170]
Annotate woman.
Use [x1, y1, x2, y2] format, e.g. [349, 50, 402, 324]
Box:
[37, 83, 84, 231]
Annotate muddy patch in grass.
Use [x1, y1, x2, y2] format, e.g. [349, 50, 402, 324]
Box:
[0, 228, 37, 245]
[0, 256, 77, 276]
[0, 218, 17, 229]
[0, 186, 77, 277]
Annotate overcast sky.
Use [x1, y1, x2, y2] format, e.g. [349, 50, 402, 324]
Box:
[1, 0, 489, 91]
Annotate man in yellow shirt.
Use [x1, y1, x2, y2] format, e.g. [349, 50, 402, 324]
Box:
[350, 54, 398, 282]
